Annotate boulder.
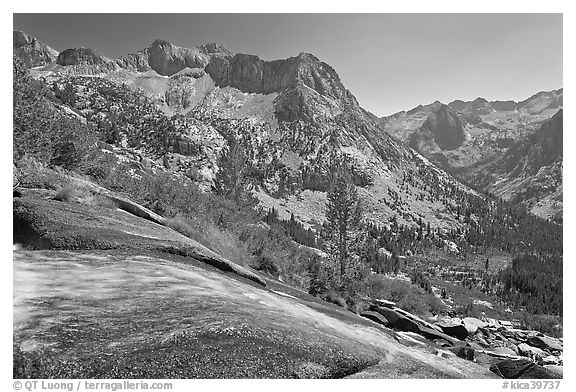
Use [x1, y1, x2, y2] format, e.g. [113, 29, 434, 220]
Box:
[431, 338, 453, 348]
[499, 320, 513, 328]
[393, 307, 443, 332]
[395, 331, 431, 347]
[140, 157, 155, 171]
[484, 318, 500, 328]
[494, 332, 508, 342]
[448, 343, 475, 361]
[360, 311, 389, 326]
[374, 299, 396, 308]
[543, 365, 563, 378]
[489, 359, 534, 379]
[472, 335, 490, 348]
[463, 317, 487, 335]
[467, 341, 484, 351]
[395, 316, 421, 334]
[476, 353, 501, 367]
[507, 343, 519, 355]
[104, 194, 166, 226]
[437, 322, 469, 340]
[434, 349, 455, 359]
[490, 346, 518, 357]
[518, 343, 546, 359]
[370, 306, 419, 333]
[416, 325, 458, 346]
[519, 364, 561, 379]
[526, 336, 562, 352]
[501, 329, 520, 340]
[370, 306, 401, 324]
[542, 355, 561, 366]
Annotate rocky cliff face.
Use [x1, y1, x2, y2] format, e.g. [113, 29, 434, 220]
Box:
[116, 39, 231, 76]
[205, 52, 347, 101]
[13, 30, 58, 68]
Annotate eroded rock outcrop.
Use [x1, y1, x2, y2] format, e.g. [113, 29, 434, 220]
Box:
[13, 30, 58, 68]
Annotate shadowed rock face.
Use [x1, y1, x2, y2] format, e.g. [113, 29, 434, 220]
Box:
[410, 105, 466, 151]
[57, 48, 111, 66]
[13, 30, 58, 68]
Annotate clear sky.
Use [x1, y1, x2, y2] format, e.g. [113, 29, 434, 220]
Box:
[13, 13, 562, 116]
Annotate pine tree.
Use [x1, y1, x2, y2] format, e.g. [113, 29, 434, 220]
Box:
[213, 140, 249, 202]
[325, 163, 362, 282]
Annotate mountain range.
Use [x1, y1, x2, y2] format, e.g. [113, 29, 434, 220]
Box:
[12, 29, 564, 380]
[377, 89, 562, 221]
[16, 31, 484, 231]
[14, 30, 562, 224]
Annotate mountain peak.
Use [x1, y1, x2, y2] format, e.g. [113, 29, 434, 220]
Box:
[13, 30, 58, 68]
[418, 104, 466, 151]
[56, 47, 111, 66]
[198, 42, 232, 55]
[472, 97, 488, 104]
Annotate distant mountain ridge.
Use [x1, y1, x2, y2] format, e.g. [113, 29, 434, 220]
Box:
[378, 89, 562, 221]
[465, 110, 563, 222]
[447, 89, 563, 116]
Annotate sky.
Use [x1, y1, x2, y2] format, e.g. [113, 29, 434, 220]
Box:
[13, 13, 562, 116]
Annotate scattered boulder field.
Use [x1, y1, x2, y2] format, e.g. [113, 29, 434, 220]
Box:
[360, 300, 562, 379]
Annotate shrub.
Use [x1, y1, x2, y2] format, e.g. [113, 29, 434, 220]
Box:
[322, 291, 348, 308]
[362, 274, 446, 317]
[87, 195, 118, 209]
[13, 57, 98, 172]
[250, 255, 280, 278]
[53, 185, 77, 202]
[518, 312, 563, 338]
